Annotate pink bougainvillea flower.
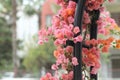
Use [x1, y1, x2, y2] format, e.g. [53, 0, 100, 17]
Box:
[102, 45, 109, 53]
[65, 46, 73, 53]
[61, 74, 69, 80]
[51, 64, 58, 70]
[73, 35, 83, 43]
[73, 27, 80, 34]
[38, 40, 44, 45]
[83, 11, 91, 24]
[86, 0, 104, 11]
[68, 16, 74, 24]
[68, 71, 73, 79]
[61, 71, 73, 80]
[68, 1, 76, 9]
[54, 30, 64, 39]
[54, 39, 63, 46]
[64, 28, 74, 39]
[72, 57, 79, 66]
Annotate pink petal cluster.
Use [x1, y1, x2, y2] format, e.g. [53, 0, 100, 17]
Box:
[65, 46, 73, 53]
[86, 0, 104, 11]
[72, 57, 79, 66]
[74, 35, 83, 43]
[83, 11, 91, 24]
[61, 71, 73, 80]
[38, 28, 49, 45]
[40, 73, 58, 80]
[73, 27, 80, 34]
[51, 64, 58, 70]
[39, 0, 117, 79]
[97, 8, 116, 35]
[82, 47, 100, 74]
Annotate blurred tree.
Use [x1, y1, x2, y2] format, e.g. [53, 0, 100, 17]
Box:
[0, 0, 13, 70]
[23, 37, 55, 73]
[0, 0, 21, 74]
[22, 0, 44, 28]
[11, 0, 18, 77]
[0, 16, 12, 70]
[0, 0, 51, 73]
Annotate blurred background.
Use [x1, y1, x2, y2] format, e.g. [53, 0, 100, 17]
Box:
[0, 0, 119, 80]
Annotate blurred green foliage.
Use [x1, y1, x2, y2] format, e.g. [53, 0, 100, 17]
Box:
[0, 0, 21, 70]
[0, 0, 12, 14]
[23, 4, 36, 16]
[0, 0, 12, 70]
[23, 0, 44, 16]
[23, 37, 55, 72]
[0, 17, 12, 69]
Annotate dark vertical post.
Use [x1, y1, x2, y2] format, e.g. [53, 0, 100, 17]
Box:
[73, 0, 86, 80]
[90, 10, 100, 80]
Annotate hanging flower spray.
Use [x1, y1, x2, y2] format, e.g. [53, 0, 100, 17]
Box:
[38, 0, 120, 80]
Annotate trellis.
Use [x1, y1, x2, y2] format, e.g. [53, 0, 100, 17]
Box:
[67, 0, 100, 80]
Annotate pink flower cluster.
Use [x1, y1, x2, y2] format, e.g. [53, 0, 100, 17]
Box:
[86, 0, 104, 11]
[38, 1, 82, 46]
[72, 57, 79, 66]
[52, 46, 78, 71]
[97, 8, 116, 35]
[40, 73, 58, 80]
[61, 71, 73, 80]
[82, 47, 100, 74]
[38, 28, 48, 45]
[39, 0, 117, 80]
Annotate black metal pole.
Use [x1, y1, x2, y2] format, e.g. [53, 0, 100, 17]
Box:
[90, 10, 100, 80]
[73, 0, 86, 80]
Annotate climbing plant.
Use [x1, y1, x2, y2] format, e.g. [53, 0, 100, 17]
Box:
[38, 0, 120, 80]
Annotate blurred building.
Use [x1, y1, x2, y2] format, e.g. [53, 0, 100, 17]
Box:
[106, 0, 120, 26]
[41, 0, 55, 28]
[100, 1, 120, 80]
